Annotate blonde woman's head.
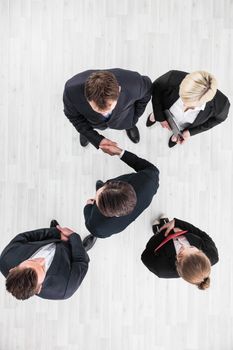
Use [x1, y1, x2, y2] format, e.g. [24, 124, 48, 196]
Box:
[179, 71, 217, 107]
[176, 248, 211, 290]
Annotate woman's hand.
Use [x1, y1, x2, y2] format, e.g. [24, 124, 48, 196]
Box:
[160, 219, 175, 236]
[160, 120, 171, 130]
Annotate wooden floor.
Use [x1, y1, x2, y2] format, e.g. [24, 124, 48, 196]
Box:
[0, 0, 232, 349]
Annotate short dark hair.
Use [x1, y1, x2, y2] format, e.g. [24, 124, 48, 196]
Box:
[84, 71, 120, 110]
[6, 267, 38, 300]
[97, 181, 137, 217]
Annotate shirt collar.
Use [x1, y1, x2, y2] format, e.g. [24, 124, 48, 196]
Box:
[179, 98, 206, 111]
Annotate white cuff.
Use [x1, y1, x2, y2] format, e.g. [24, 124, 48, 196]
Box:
[118, 149, 125, 158]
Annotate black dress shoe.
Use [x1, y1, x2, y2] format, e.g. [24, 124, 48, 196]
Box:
[159, 217, 169, 225]
[126, 126, 140, 143]
[168, 136, 177, 148]
[146, 113, 156, 127]
[83, 234, 97, 251]
[152, 224, 160, 235]
[96, 180, 104, 191]
[50, 219, 59, 228]
[80, 134, 89, 147]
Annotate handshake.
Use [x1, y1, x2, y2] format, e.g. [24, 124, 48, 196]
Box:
[99, 138, 123, 156]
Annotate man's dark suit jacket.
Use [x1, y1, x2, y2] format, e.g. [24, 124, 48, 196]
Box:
[151, 70, 230, 136]
[84, 151, 159, 238]
[141, 218, 219, 278]
[63, 68, 152, 148]
[0, 227, 89, 300]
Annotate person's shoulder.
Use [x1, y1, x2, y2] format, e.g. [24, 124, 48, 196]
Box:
[167, 70, 188, 83]
[212, 89, 230, 108]
[110, 68, 145, 85]
[64, 70, 96, 91]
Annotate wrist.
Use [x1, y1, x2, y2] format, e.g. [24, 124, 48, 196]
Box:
[117, 148, 123, 155]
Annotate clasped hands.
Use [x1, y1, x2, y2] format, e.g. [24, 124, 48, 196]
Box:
[99, 138, 122, 156]
[56, 225, 74, 242]
[160, 121, 190, 144]
[159, 219, 181, 237]
[85, 139, 123, 206]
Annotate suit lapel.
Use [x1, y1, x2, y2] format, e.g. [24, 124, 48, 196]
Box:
[190, 101, 213, 127]
[185, 232, 202, 248]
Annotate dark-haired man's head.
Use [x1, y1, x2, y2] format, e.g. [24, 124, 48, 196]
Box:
[95, 181, 137, 217]
[6, 258, 46, 300]
[84, 71, 120, 114]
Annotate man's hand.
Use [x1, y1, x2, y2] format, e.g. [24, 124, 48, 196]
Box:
[56, 225, 75, 241]
[160, 120, 171, 130]
[160, 219, 175, 237]
[99, 138, 117, 152]
[99, 144, 122, 156]
[99, 138, 118, 155]
[86, 198, 95, 205]
[177, 130, 190, 144]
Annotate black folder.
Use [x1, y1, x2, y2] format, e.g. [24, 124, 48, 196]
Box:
[164, 109, 184, 141]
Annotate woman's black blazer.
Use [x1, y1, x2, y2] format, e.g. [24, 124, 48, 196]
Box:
[151, 70, 230, 136]
[141, 218, 219, 279]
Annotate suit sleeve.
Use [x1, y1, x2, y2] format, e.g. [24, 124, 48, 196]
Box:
[63, 89, 104, 148]
[151, 71, 173, 122]
[188, 97, 230, 136]
[83, 204, 93, 231]
[134, 75, 152, 119]
[121, 150, 159, 183]
[141, 236, 159, 275]
[6, 228, 61, 245]
[174, 218, 219, 264]
[63, 233, 89, 299]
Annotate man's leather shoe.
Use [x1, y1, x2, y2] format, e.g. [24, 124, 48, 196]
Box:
[126, 126, 140, 143]
[80, 134, 89, 147]
[168, 136, 177, 148]
[96, 180, 104, 191]
[50, 219, 59, 228]
[83, 234, 97, 251]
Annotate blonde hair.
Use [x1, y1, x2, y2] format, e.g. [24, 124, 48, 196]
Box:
[179, 71, 217, 105]
[176, 250, 211, 290]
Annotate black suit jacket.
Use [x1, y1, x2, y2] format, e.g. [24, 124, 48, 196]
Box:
[63, 68, 152, 148]
[151, 70, 230, 136]
[0, 227, 89, 300]
[84, 151, 159, 238]
[141, 218, 219, 278]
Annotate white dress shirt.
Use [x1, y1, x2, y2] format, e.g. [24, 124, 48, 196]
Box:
[173, 235, 190, 254]
[169, 98, 206, 130]
[29, 243, 56, 272]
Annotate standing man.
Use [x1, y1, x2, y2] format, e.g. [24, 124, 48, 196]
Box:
[63, 69, 152, 151]
[82, 145, 159, 249]
[0, 220, 90, 300]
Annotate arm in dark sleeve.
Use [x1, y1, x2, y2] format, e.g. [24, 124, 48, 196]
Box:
[141, 243, 159, 276]
[174, 218, 219, 264]
[63, 89, 104, 148]
[64, 233, 89, 299]
[134, 76, 152, 119]
[188, 98, 230, 136]
[8, 228, 61, 245]
[121, 150, 159, 182]
[151, 71, 173, 122]
[83, 204, 93, 231]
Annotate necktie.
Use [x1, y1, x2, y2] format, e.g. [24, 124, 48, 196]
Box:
[154, 230, 188, 252]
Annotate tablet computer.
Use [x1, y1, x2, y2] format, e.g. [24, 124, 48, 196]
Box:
[164, 109, 184, 141]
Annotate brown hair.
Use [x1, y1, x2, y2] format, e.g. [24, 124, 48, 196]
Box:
[6, 267, 38, 300]
[97, 181, 137, 217]
[84, 71, 120, 110]
[176, 250, 211, 290]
